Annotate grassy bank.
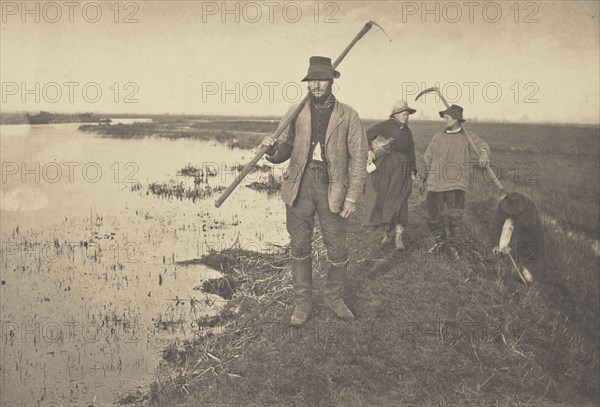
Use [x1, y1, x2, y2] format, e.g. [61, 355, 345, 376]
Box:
[144, 195, 598, 406]
[93, 119, 598, 406]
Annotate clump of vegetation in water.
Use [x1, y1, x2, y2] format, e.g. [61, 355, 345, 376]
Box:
[247, 172, 281, 193]
[177, 163, 218, 178]
[145, 180, 226, 203]
[129, 164, 227, 202]
[79, 122, 156, 137]
[229, 163, 272, 173]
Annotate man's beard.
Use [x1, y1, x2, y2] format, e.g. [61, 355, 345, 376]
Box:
[309, 85, 333, 105]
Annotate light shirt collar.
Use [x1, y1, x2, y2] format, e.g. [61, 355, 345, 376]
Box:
[446, 126, 462, 134]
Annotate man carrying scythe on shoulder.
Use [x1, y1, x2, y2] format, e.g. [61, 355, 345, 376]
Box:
[260, 56, 368, 326]
[418, 104, 491, 260]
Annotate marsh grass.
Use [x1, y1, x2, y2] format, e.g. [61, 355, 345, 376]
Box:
[93, 118, 599, 406]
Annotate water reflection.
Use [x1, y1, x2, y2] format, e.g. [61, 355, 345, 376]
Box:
[0, 123, 288, 405]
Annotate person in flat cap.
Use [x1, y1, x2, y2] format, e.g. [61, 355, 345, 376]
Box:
[493, 192, 545, 283]
[362, 100, 419, 250]
[419, 104, 491, 260]
[261, 56, 368, 326]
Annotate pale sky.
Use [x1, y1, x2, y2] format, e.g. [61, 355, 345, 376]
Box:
[1, 0, 599, 123]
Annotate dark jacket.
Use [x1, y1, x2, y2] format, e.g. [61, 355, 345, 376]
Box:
[367, 118, 416, 174]
[494, 195, 545, 272]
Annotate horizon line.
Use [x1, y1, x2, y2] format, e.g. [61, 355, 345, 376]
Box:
[2, 110, 599, 127]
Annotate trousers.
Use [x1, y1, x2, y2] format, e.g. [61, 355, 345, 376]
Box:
[426, 190, 466, 246]
[286, 161, 348, 263]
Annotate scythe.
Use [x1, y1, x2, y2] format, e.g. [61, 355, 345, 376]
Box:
[215, 21, 391, 208]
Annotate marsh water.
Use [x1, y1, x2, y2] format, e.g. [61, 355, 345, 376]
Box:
[0, 122, 288, 405]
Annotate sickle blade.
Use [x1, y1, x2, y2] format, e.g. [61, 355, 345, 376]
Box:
[415, 86, 439, 101]
[368, 20, 392, 42]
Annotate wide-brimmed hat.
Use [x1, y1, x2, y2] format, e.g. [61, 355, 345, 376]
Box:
[500, 192, 527, 215]
[301, 56, 341, 82]
[439, 104, 466, 122]
[390, 100, 416, 117]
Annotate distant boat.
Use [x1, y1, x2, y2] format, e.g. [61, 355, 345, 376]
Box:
[98, 118, 112, 125]
[78, 112, 95, 123]
[26, 111, 54, 125]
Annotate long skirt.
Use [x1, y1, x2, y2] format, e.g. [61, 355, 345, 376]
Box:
[362, 151, 412, 228]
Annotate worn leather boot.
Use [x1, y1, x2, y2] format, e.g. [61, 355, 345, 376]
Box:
[289, 257, 312, 326]
[324, 263, 355, 321]
[448, 209, 464, 247]
[381, 224, 394, 245]
[447, 210, 465, 261]
[427, 220, 447, 253]
[395, 224, 405, 250]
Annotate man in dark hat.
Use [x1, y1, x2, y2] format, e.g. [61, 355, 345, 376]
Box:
[261, 56, 368, 326]
[419, 104, 490, 259]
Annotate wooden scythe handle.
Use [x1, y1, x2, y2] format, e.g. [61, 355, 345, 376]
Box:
[430, 88, 505, 193]
[215, 21, 380, 208]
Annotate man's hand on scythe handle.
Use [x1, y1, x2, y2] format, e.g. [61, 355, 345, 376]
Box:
[415, 87, 505, 193]
[214, 21, 390, 208]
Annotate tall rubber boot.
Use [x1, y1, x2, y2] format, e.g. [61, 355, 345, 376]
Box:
[289, 257, 312, 326]
[323, 262, 355, 321]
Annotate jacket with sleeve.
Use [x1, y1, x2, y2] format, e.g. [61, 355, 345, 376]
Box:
[267, 99, 368, 213]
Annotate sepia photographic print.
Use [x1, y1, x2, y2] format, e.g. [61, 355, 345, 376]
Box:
[1, 1, 599, 406]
